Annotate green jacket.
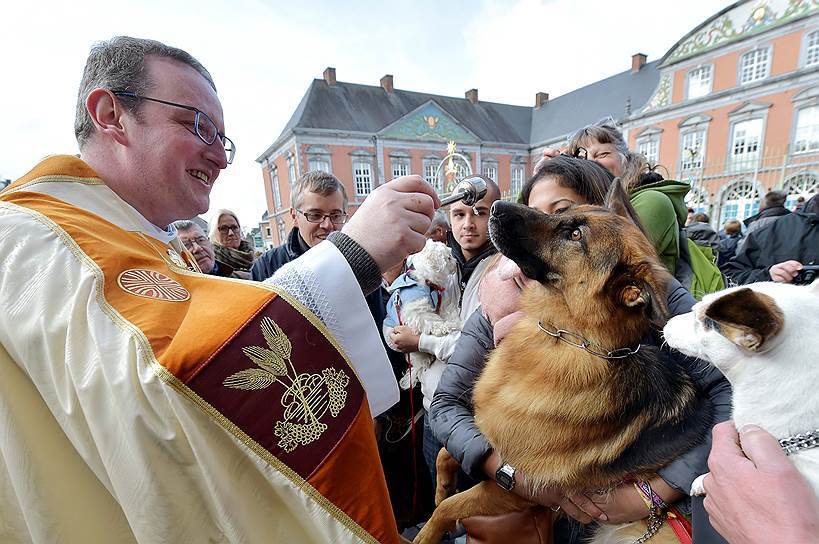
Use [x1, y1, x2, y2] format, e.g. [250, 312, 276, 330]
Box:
[629, 179, 690, 273]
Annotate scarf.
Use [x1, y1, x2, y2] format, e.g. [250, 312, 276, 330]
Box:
[213, 240, 255, 272]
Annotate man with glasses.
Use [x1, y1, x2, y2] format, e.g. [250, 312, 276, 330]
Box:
[0, 36, 438, 544]
[174, 219, 244, 278]
[252, 170, 349, 281]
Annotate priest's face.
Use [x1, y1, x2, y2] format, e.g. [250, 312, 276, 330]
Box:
[123, 57, 228, 227]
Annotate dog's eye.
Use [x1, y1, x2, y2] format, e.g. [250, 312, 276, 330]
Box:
[570, 228, 582, 241]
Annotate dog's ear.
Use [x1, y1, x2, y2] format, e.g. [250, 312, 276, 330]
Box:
[704, 288, 784, 352]
[610, 262, 668, 329]
[603, 178, 650, 239]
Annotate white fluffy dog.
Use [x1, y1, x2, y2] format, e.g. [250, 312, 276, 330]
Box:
[663, 280, 819, 498]
[384, 240, 461, 389]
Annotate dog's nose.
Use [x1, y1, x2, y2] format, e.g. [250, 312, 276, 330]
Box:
[491, 200, 516, 219]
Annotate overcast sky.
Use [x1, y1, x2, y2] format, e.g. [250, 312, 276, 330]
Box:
[1, 0, 723, 229]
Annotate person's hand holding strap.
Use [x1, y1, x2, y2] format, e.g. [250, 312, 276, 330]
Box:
[703, 422, 819, 543]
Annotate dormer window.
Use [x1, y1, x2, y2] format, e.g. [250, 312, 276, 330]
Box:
[686, 65, 712, 99]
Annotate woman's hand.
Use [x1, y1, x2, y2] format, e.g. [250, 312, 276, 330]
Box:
[591, 478, 683, 525]
[390, 325, 420, 352]
[482, 451, 608, 524]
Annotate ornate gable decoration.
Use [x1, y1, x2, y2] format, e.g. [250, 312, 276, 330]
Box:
[380, 101, 479, 143]
[642, 73, 673, 113]
[664, 0, 819, 66]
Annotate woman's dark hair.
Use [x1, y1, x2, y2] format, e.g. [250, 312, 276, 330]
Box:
[520, 155, 615, 206]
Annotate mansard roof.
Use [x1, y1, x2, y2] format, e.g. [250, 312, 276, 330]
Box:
[529, 61, 661, 146]
[259, 61, 661, 159]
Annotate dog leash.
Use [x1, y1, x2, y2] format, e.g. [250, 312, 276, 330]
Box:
[394, 291, 420, 514]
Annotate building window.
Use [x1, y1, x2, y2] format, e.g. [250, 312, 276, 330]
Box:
[276, 218, 286, 244]
[637, 137, 659, 164]
[794, 106, 819, 154]
[729, 118, 763, 171]
[482, 163, 497, 182]
[424, 161, 440, 191]
[353, 161, 373, 196]
[392, 159, 410, 179]
[266, 227, 272, 236]
[270, 166, 281, 208]
[680, 130, 706, 173]
[686, 66, 712, 99]
[287, 154, 296, 185]
[511, 165, 524, 196]
[685, 188, 709, 215]
[784, 173, 819, 209]
[805, 30, 819, 67]
[739, 49, 770, 85]
[308, 157, 330, 173]
[719, 180, 760, 227]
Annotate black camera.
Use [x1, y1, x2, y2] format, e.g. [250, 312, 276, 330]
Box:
[793, 264, 819, 285]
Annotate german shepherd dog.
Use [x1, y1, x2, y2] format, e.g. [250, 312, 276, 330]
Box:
[414, 181, 712, 544]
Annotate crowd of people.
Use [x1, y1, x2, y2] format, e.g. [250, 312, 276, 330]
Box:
[0, 35, 817, 544]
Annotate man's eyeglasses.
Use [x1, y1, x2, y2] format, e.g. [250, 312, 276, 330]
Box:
[297, 209, 347, 225]
[112, 91, 236, 164]
[217, 225, 241, 235]
[181, 235, 210, 251]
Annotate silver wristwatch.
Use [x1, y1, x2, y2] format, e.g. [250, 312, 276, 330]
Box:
[495, 463, 516, 491]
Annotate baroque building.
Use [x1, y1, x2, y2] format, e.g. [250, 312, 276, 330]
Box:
[257, 0, 819, 246]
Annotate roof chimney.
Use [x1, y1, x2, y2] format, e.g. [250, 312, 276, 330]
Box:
[535, 92, 549, 108]
[323, 67, 337, 86]
[465, 88, 478, 104]
[380, 74, 394, 93]
[631, 53, 647, 74]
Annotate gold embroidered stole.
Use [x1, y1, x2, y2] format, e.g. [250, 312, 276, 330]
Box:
[2, 156, 398, 544]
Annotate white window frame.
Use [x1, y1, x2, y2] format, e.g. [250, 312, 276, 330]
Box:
[423, 160, 440, 191]
[793, 105, 819, 154]
[482, 162, 497, 183]
[391, 158, 410, 179]
[270, 166, 281, 208]
[738, 47, 771, 85]
[636, 136, 660, 164]
[353, 160, 373, 197]
[719, 180, 760, 227]
[728, 118, 764, 172]
[680, 129, 706, 174]
[307, 157, 331, 173]
[784, 172, 819, 209]
[510, 165, 525, 196]
[803, 29, 819, 68]
[686, 65, 713, 100]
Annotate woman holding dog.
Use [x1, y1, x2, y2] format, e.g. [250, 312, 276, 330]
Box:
[429, 155, 732, 544]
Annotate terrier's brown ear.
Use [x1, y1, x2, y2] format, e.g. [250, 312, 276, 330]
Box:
[603, 178, 649, 237]
[704, 288, 784, 352]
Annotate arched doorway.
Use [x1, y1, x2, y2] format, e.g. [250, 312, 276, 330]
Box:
[717, 179, 761, 227]
[783, 172, 818, 210]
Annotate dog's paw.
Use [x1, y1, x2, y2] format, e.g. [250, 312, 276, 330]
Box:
[690, 473, 707, 496]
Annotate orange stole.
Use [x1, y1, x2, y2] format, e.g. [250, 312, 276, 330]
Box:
[4, 183, 398, 543]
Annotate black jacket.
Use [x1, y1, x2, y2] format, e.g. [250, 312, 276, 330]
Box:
[429, 278, 732, 542]
[723, 200, 819, 285]
[251, 228, 307, 281]
[250, 226, 389, 331]
[716, 233, 742, 271]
